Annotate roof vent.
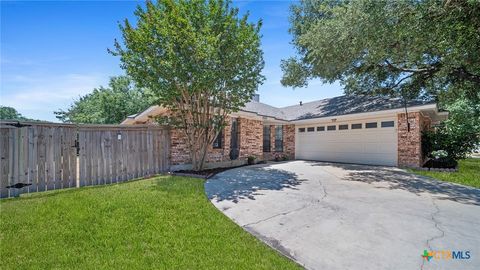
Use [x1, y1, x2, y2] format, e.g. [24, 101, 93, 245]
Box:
[299, 101, 303, 106]
[252, 94, 260, 102]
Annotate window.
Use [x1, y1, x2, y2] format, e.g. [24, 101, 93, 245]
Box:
[263, 125, 271, 152]
[351, 123, 362, 129]
[299, 128, 305, 133]
[307, 127, 315, 132]
[275, 125, 283, 152]
[381, 121, 395, 128]
[317, 126, 325, 131]
[212, 129, 223, 148]
[366, 122, 378, 128]
[327, 125, 336, 131]
[339, 124, 348, 130]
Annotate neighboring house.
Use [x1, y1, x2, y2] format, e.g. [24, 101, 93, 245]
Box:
[122, 95, 447, 170]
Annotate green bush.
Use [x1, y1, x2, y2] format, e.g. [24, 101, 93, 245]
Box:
[422, 99, 480, 161]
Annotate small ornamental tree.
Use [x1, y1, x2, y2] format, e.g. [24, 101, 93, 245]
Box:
[111, 0, 264, 170]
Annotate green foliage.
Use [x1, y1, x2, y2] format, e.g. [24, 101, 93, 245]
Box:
[0, 176, 301, 269]
[422, 98, 480, 160]
[0, 106, 30, 121]
[55, 76, 156, 124]
[111, 0, 264, 170]
[282, 0, 480, 103]
[247, 155, 256, 164]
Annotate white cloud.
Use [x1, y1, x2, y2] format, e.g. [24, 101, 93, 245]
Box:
[0, 73, 109, 121]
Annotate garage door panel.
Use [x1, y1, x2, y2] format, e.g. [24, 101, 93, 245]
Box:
[295, 119, 397, 166]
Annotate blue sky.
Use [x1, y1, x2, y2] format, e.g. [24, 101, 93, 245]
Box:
[1, 0, 343, 122]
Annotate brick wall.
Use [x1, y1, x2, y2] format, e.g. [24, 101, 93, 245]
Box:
[170, 129, 191, 165]
[284, 124, 296, 159]
[397, 112, 431, 168]
[170, 117, 296, 167]
[238, 118, 263, 160]
[170, 117, 233, 165]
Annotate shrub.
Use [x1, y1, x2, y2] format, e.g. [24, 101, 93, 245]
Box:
[274, 153, 289, 162]
[422, 98, 480, 161]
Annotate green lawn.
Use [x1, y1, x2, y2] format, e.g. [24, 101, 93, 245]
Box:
[0, 176, 301, 270]
[410, 158, 480, 188]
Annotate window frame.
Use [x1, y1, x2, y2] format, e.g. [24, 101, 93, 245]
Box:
[275, 125, 283, 152]
[307, 127, 315, 132]
[351, 123, 362, 129]
[299, 128, 305, 133]
[263, 125, 271, 152]
[317, 126, 325, 131]
[366, 122, 378, 129]
[381, 121, 395, 128]
[338, 124, 348, 130]
[212, 129, 223, 149]
[327, 125, 336, 131]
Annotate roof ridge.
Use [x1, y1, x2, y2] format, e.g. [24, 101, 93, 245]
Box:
[279, 95, 343, 109]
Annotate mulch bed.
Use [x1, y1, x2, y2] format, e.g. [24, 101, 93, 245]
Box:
[172, 164, 248, 179]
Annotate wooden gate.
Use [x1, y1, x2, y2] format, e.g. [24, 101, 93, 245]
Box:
[1, 121, 170, 198]
[0, 122, 77, 198]
[77, 126, 170, 187]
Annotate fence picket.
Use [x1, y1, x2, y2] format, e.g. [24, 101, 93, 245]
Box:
[0, 128, 10, 198]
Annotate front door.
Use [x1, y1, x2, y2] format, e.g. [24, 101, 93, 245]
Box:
[229, 118, 239, 160]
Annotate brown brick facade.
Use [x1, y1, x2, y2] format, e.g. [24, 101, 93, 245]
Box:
[170, 117, 232, 165]
[397, 112, 431, 168]
[284, 124, 295, 159]
[170, 117, 295, 167]
[238, 118, 264, 159]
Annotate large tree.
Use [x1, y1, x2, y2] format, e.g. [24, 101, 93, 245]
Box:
[0, 106, 30, 121]
[281, 0, 480, 104]
[55, 76, 156, 124]
[111, 0, 264, 170]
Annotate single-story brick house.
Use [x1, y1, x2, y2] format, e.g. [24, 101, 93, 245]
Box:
[122, 95, 447, 170]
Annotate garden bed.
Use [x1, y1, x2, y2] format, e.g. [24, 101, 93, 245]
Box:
[172, 164, 248, 179]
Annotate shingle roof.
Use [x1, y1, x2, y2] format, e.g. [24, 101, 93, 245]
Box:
[241, 95, 435, 121]
[241, 101, 287, 120]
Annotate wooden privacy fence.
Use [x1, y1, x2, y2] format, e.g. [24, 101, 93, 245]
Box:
[0, 121, 170, 198]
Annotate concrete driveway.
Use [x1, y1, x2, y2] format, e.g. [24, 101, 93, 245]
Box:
[205, 161, 480, 270]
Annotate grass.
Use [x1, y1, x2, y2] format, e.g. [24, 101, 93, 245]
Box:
[0, 176, 301, 270]
[410, 158, 480, 188]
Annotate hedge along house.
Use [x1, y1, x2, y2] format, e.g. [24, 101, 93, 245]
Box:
[122, 95, 447, 170]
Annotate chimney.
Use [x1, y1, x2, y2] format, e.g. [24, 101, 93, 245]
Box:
[252, 94, 260, 102]
[299, 101, 303, 106]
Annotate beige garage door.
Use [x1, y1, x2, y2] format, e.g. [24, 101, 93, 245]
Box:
[295, 118, 398, 166]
